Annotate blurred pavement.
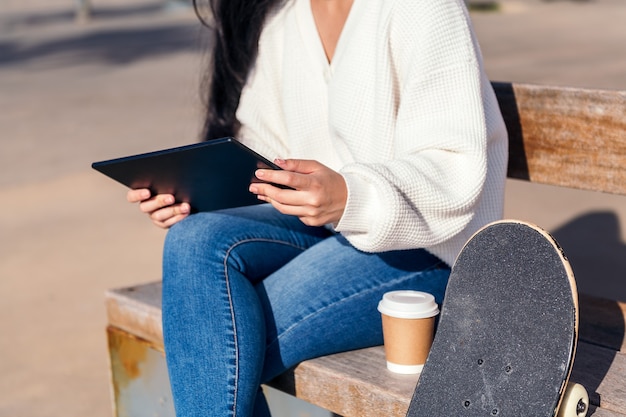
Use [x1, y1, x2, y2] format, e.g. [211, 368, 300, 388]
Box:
[0, 0, 625, 416]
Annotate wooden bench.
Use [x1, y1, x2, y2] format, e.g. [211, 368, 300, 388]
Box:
[104, 82, 626, 417]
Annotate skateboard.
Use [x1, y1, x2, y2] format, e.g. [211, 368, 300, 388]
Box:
[406, 220, 589, 417]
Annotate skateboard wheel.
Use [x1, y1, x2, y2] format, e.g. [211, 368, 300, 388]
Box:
[557, 382, 589, 417]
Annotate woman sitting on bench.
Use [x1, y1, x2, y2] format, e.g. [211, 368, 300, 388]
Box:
[126, 0, 508, 415]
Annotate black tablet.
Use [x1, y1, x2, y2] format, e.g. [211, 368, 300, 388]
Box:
[92, 137, 281, 212]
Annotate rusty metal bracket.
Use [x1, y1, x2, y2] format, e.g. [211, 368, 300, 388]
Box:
[107, 326, 175, 417]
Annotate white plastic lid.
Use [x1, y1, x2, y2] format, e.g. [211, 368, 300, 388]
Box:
[386, 361, 424, 374]
[377, 290, 439, 319]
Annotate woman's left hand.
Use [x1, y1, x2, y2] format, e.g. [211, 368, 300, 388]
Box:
[249, 159, 347, 227]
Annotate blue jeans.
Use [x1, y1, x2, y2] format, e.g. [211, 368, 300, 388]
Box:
[162, 204, 450, 417]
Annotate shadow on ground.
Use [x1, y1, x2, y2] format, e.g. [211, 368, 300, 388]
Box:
[0, 6, 205, 67]
[552, 211, 626, 302]
[2, 3, 166, 28]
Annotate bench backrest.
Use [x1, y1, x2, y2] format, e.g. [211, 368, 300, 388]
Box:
[493, 82, 626, 196]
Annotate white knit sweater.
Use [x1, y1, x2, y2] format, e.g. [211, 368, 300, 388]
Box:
[236, 0, 508, 265]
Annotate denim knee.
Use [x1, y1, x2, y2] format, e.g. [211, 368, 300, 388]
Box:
[166, 212, 214, 247]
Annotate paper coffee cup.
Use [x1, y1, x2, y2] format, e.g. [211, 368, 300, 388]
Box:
[377, 291, 439, 374]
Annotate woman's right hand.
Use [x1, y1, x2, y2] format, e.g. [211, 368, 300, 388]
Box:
[127, 189, 190, 229]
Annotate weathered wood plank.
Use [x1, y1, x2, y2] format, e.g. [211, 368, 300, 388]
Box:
[105, 283, 163, 348]
[268, 341, 626, 417]
[268, 346, 416, 417]
[573, 342, 626, 414]
[267, 340, 626, 417]
[589, 407, 626, 417]
[493, 83, 626, 195]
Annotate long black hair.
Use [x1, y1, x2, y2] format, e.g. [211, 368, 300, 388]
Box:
[193, 0, 283, 140]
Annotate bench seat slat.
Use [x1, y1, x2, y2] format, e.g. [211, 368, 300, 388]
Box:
[268, 347, 416, 417]
[105, 281, 626, 416]
[573, 342, 626, 415]
[106, 283, 163, 348]
[270, 343, 626, 417]
[591, 409, 626, 417]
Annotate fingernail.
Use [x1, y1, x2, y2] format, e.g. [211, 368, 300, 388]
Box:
[249, 185, 258, 194]
[180, 203, 190, 214]
[255, 170, 265, 178]
[274, 158, 286, 165]
[165, 195, 175, 205]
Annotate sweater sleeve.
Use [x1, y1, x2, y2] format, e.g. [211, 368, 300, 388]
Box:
[335, 0, 494, 253]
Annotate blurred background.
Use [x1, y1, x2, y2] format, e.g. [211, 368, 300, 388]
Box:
[0, 0, 625, 416]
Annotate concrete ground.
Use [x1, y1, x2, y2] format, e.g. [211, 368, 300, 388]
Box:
[0, 0, 625, 416]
